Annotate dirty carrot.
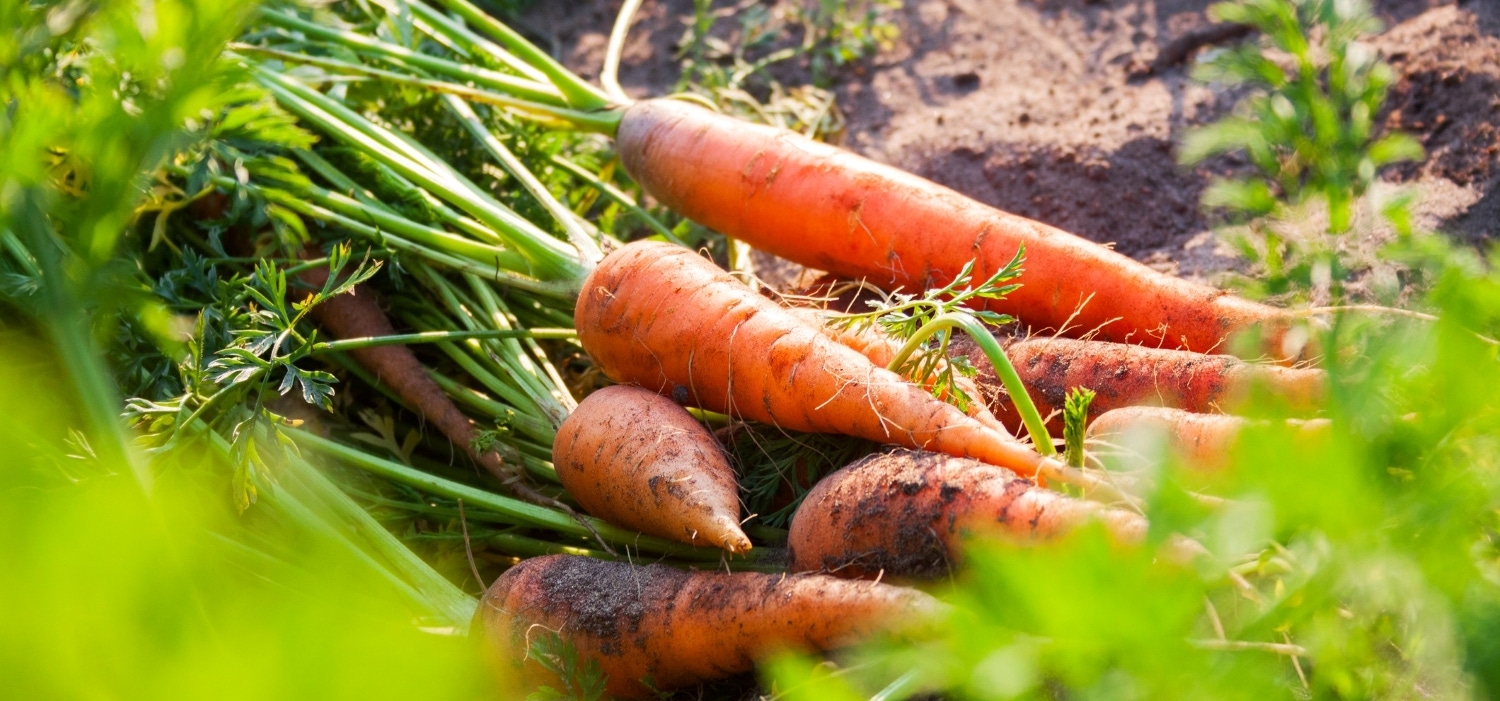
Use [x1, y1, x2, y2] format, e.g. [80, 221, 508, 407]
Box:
[474, 554, 940, 699]
[787, 449, 1200, 579]
[552, 385, 750, 552]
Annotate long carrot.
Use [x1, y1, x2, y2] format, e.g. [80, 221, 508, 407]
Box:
[552, 385, 750, 552]
[614, 99, 1304, 358]
[474, 553, 939, 699]
[787, 450, 1198, 579]
[575, 240, 1060, 480]
[951, 335, 1327, 432]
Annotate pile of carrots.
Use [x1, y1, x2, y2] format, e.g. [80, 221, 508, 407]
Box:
[233, 1, 1338, 696]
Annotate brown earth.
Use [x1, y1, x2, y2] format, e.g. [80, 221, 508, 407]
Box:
[523, 0, 1499, 281]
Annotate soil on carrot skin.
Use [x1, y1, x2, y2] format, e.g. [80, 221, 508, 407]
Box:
[524, 0, 1500, 279]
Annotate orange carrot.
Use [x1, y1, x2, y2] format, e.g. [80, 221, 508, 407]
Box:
[474, 554, 939, 699]
[1087, 405, 1329, 472]
[617, 99, 1303, 358]
[575, 240, 1058, 480]
[553, 385, 750, 552]
[787, 449, 1177, 579]
[951, 335, 1327, 433]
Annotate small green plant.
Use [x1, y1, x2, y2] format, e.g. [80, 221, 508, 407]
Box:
[1180, 0, 1422, 300]
[1062, 387, 1095, 469]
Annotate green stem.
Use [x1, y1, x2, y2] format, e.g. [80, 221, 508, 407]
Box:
[441, 95, 604, 265]
[371, 0, 549, 83]
[428, 0, 616, 113]
[313, 328, 574, 354]
[232, 46, 616, 132]
[256, 69, 586, 286]
[889, 312, 1055, 456]
[549, 155, 681, 243]
[256, 9, 565, 106]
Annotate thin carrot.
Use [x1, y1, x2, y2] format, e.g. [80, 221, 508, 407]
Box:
[787, 449, 1199, 579]
[297, 264, 509, 476]
[614, 99, 1304, 358]
[552, 385, 750, 552]
[474, 553, 940, 699]
[951, 335, 1327, 432]
[574, 240, 1060, 480]
[1087, 406, 1329, 472]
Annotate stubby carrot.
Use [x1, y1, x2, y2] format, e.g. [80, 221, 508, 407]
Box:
[574, 240, 1058, 480]
[474, 554, 940, 699]
[553, 385, 750, 552]
[616, 99, 1304, 358]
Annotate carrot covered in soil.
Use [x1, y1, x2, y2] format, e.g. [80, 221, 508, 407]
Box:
[552, 385, 750, 552]
[787, 449, 1180, 580]
[952, 335, 1327, 433]
[615, 99, 1303, 358]
[575, 240, 1058, 480]
[474, 554, 940, 699]
[1087, 406, 1330, 473]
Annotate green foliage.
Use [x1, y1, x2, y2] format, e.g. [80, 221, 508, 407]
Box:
[1063, 387, 1095, 469]
[833, 251, 1022, 413]
[1180, 0, 1422, 300]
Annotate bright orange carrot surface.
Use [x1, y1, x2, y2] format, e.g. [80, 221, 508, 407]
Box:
[574, 240, 1055, 478]
[617, 99, 1301, 357]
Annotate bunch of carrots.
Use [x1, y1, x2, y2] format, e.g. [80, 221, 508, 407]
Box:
[172, 0, 1344, 696]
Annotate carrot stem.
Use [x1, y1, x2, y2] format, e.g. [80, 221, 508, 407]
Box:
[312, 328, 574, 353]
[426, 0, 615, 113]
[229, 46, 617, 133]
[549, 155, 681, 243]
[890, 312, 1056, 456]
[256, 9, 565, 106]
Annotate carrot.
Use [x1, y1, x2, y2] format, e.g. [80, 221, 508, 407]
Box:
[787, 449, 1189, 579]
[474, 553, 940, 699]
[951, 335, 1327, 433]
[296, 264, 510, 479]
[1087, 406, 1329, 472]
[616, 99, 1303, 358]
[552, 385, 750, 552]
[575, 240, 1059, 481]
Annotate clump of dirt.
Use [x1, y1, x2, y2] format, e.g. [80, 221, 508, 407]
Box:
[524, 0, 1499, 273]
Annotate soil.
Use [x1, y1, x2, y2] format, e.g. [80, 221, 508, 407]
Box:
[522, 0, 1500, 282]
